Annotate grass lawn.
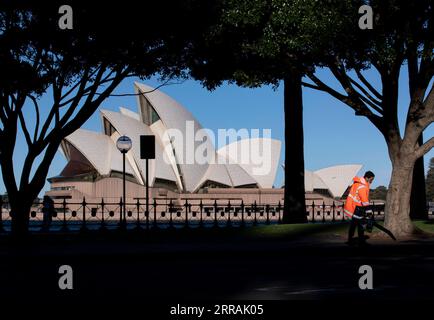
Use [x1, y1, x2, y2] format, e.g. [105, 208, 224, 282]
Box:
[240, 219, 434, 240]
[241, 222, 348, 239]
[413, 220, 434, 234]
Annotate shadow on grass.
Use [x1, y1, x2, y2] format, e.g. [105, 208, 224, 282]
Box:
[0, 222, 351, 248]
[240, 222, 348, 240]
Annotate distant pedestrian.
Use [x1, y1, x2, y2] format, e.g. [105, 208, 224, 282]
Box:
[42, 195, 54, 231]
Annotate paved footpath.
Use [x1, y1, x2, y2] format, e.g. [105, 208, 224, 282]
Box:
[1, 232, 434, 302]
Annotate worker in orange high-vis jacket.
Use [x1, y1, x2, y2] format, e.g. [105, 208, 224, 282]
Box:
[344, 171, 375, 246]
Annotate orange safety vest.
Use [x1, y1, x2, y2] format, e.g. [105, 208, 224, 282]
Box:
[344, 176, 370, 218]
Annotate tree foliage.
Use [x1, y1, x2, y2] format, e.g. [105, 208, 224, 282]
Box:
[188, 0, 361, 88]
[186, 0, 433, 234]
[184, 0, 365, 223]
[0, 0, 216, 234]
[370, 186, 388, 201]
[304, 0, 433, 138]
[301, 0, 434, 235]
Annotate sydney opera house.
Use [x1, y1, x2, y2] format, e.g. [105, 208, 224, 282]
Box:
[46, 82, 362, 206]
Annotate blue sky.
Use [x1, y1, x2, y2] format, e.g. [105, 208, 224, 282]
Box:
[1, 66, 433, 196]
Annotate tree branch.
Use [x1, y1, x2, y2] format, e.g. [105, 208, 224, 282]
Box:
[27, 133, 62, 201]
[94, 79, 183, 97]
[59, 66, 97, 101]
[347, 74, 383, 106]
[415, 136, 434, 159]
[328, 64, 375, 110]
[58, 68, 117, 107]
[347, 75, 383, 114]
[39, 64, 113, 150]
[0, 154, 18, 197]
[301, 81, 319, 91]
[58, 64, 108, 127]
[304, 73, 384, 132]
[26, 95, 40, 143]
[423, 81, 434, 110]
[418, 17, 434, 91]
[407, 42, 419, 99]
[406, 82, 434, 140]
[355, 69, 382, 100]
[0, 95, 10, 125]
[37, 66, 93, 143]
[18, 109, 32, 147]
[30, 67, 131, 190]
[32, 47, 43, 70]
[305, 74, 350, 104]
[60, 67, 131, 138]
[0, 114, 18, 195]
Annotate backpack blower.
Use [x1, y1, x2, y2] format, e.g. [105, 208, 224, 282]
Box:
[360, 207, 396, 241]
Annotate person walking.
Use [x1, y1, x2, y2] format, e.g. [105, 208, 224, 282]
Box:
[344, 171, 375, 246]
[42, 195, 54, 231]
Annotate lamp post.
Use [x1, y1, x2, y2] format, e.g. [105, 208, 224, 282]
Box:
[117, 135, 132, 229]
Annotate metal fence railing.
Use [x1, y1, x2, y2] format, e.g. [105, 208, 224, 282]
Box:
[0, 197, 433, 233]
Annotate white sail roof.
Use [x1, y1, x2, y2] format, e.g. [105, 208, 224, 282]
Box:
[217, 138, 281, 188]
[119, 107, 140, 121]
[63, 129, 135, 176]
[225, 163, 258, 187]
[135, 82, 212, 192]
[284, 164, 362, 197]
[197, 163, 233, 188]
[314, 164, 363, 198]
[58, 83, 283, 193]
[304, 170, 328, 192]
[100, 109, 179, 186]
[59, 83, 362, 199]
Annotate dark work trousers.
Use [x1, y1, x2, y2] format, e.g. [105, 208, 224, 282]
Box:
[348, 207, 365, 243]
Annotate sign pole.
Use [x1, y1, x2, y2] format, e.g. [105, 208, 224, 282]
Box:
[140, 135, 155, 229]
[146, 158, 149, 227]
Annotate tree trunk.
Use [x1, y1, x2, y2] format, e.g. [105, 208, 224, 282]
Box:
[282, 73, 307, 223]
[409, 134, 428, 220]
[10, 197, 32, 239]
[384, 159, 416, 238]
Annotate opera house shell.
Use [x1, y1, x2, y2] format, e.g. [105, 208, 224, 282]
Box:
[47, 82, 362, 205]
